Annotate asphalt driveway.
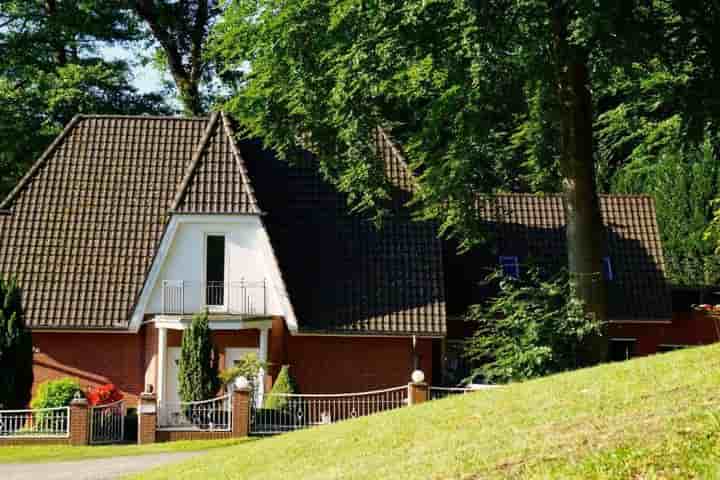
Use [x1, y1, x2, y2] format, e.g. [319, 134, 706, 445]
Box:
[0, 451, 203, 480]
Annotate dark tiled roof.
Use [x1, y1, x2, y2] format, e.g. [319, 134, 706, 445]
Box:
[0, 114, 260, 329]
[0, 115, 445, 335]
[445, 194, 672, 321]
[240, 137, 446, 336]
[172, 113, 261, 214]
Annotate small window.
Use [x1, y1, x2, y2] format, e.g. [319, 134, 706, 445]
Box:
[603, 256, 614, 281]
[609, 338, 636, 361]
[499, 256, 520, 279]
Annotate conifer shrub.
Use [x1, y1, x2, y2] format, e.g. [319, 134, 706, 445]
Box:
[263, 365, 298, 410]
[178, 310, 220, 402]
[0, 277, 33, 408]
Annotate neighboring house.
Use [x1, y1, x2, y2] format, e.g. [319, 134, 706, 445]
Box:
[0, 113, 715, 405]
[0, 113, 444, 405]
[442, 194, 719, 380]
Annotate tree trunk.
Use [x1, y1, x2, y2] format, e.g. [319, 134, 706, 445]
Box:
[551, 3, 608, 364]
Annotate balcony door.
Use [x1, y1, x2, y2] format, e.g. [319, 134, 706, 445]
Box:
[205, 234, 226, 311]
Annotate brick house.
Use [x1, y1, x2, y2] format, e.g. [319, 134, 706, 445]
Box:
[442, 194, 720, 379]
[0, 113, 443, 406]
[0, 113, 715, 406]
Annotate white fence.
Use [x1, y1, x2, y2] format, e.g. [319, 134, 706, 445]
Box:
[0, 407, 70, 438]
[250, 386, 408, 435]
[157, 394, 232, 431]
[89, 400, 125, 444]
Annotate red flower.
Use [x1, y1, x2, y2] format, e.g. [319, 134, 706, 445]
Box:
[86, 384, 124, 406]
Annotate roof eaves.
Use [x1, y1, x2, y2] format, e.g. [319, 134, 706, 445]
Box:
[170, 112, 221, 212]
[0, 114, 83, 210]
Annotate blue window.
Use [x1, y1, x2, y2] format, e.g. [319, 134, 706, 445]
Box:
[499, 256, 520, 279]
[603, 256, 614, 281]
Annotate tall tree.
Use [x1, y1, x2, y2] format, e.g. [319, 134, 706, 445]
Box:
[129, 0, 222, 115]
[0, 277, 33, 409]
[211, 1, 667, 362]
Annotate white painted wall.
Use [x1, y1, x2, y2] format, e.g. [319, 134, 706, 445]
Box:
[146, 215, 285, 317]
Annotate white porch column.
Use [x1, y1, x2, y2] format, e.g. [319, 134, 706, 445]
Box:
[157, 326, 168, 404]
[258, 327, 269, 407]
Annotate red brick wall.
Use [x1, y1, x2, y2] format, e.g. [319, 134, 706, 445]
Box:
[32, 331, 145, 405]
[286, 335, 434, 394]
[610, 311, 720, 356]
[30, 325, 437, 405]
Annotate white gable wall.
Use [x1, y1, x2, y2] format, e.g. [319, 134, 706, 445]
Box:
[143, 215, 290, 321]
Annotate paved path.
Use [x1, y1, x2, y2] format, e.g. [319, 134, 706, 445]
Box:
[0, 451, 203, 480]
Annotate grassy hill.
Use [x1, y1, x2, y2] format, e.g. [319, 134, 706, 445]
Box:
[132, 344, 720, 479]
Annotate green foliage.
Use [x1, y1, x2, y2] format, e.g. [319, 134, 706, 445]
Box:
[611, 135, 720, 286]
[0, 277, 33, 409]
[0, 1, 168, 197]
[464, 268, 603, 383]
[218, 352, 264, 387]
[263, 365, 298, 410]
[178, 311, 220, 402]
[30, 378, 82, 410]
[209, 0, 668, 251]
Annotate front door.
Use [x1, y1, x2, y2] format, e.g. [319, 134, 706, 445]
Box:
[206, 234, 226, 310]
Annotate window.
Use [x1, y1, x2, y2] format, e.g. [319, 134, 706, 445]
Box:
[603, 256, 614, 281]
[206, 235, 226, 306]
[609, 338, 636, 361]
[499, 256, 520, 279]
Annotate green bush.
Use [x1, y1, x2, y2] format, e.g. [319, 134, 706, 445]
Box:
[30, 377, 83, 409]
[263, 365, 298, 410]
[464, 267, 603, 383]
[218, 352, 264, 387]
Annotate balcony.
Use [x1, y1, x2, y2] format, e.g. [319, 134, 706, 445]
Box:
[161, 280, 268, 316]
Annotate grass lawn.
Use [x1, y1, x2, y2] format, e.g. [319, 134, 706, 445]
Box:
[129, 343, 720, 479]
[0, 438, 252, 464]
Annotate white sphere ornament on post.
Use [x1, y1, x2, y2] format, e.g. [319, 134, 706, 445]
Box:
[411, 369, 425, 384]
[234, 375, 250, 391]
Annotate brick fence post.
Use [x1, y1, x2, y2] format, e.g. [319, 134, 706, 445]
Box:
[137, 392, 157, 445]
[232, 384, 252, 438]
[408, 370, 429, 405]
[69, 397, 90, 446]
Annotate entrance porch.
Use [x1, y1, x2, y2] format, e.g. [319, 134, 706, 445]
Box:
[145, 315, 273, 410]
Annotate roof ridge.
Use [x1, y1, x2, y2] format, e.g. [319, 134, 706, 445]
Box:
[220, 112, 263, 214]
[77, 114, 209, 121]
[170, 112, 221, 211]
[0, 115, 83, 211]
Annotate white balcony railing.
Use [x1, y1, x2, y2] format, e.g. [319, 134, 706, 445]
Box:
[162, 280, 267, 316]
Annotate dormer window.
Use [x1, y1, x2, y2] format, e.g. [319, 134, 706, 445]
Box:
[603, 256, 613, 281]
[499, 256, 520, 279]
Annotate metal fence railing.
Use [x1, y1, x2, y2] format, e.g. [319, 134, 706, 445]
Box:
[162, 279, 267, 316]
[0, 407, 70, 438]
[250, 386, 408, 435]
[89, 400, 125, 444]
[157, 394, 232, 431]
